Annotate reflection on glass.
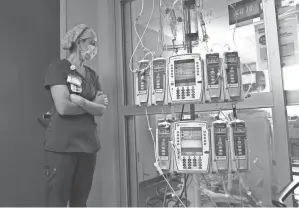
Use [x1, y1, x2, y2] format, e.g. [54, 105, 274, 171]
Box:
[196, 0, 270, 94]
[129, 0, 271, 101]
[271, 1, 299, 90]
[134, 108, 275, 206]
[287, 105, 299, 204]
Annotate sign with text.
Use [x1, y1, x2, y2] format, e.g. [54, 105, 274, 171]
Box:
[228, 0, 261, 26]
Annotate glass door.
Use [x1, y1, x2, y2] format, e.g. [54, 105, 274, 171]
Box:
[115, 0, 293, 206]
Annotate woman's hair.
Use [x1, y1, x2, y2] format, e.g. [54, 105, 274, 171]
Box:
[68, 41, 79, 54]
[68, 27, 89, 53]
[61, 24, 97, 53]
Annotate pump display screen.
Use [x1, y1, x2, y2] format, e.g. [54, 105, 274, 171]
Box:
[227, 56, 238, 64]
[214, 123, 227, 158]
[207, 57, 218, 64]
[225, 52, 238, 64]
[174, 59, 196, 87]
[180, 127, 203, 156]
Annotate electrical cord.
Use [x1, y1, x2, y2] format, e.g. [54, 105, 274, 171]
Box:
[134, 24, 154, 62]
[243, 63, 253, 98]
[144, 107, 186, 208]
[158, 0, 165, 56]
[145, 107, 158, 160]
[161, 0, 182, 52]
[184, 173, 187, 204]
[195, 0, 209, 52]
[162, 173, 171, 207]
[174, 174, 192, 207]
[192, 175, 218, 207]
[228, 4, 239, 54]
[180, 104, 185, 120]
[142, 2, 256, 208]
[215, 103, 232, 121]
[178, 174, 189, 205]
[196, 177, 248, 207]
[129, 0, 155, 73]
[161, 174, 186, 207]
[167, 0, 180, 41]
[221, 4, 253, 101]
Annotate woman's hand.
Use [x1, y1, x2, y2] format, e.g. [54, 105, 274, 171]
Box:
[70, 94, 86, 106]
[94, 92, 108, 106]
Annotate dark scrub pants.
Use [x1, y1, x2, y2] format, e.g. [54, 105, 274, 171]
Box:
[44, 59, 102, 207]
[45, 152, 96, 207]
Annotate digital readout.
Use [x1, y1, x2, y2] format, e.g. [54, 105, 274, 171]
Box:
[207, 58, 219, 64]
[215, 127, 226, 133]
[181, 128, 202, 140]
[232, 123, 246, 134]
[214, 123, 227, 134]
[234, 127, 245, 133]
[180, 127, 203, 156]
[225, 53, 238, 64]
[174, 59, 196, 87]
[153, 61, 165, 70]
[159, 129, 170, 134]
[227, 57, 238, 63]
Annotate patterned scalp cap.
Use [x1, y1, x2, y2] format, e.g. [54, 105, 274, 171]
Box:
[61, 24, 97, 50]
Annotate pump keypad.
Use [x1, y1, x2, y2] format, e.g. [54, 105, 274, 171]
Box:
[174, 87, 198, 100]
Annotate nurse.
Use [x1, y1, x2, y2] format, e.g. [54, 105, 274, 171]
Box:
[44, 24, 108, 207]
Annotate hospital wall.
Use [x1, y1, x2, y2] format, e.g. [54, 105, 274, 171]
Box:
[63, 0, 120, 206]
[0, 0, 60, 206]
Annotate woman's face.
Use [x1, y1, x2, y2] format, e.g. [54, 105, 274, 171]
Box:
[84, 37, 97, 48]
[79, 37, 98, 61]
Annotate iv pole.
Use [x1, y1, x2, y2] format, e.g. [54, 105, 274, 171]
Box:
[183, 0, 202, 206]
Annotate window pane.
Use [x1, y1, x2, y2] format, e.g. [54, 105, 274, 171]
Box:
[287, 105, 299, 205]
[275, 2, 299, 90]
[124, 0, 271, 107]
[201, 0, 270, 94]
[131, 108, 275, 206]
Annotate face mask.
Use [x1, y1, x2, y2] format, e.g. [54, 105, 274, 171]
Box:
[81, 45, 98, 61]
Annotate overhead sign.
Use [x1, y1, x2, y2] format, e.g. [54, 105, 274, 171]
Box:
[228, 0, 262, 26]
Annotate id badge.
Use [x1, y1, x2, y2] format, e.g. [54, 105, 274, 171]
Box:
[70, 84, 82, 93]
[67, 74, 82, 86]
[67, 74, 83, 93]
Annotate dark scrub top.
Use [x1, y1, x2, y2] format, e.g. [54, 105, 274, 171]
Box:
[44, 59, 101, 153]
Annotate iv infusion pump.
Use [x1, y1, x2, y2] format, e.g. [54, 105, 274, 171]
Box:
[154, 118, 249, 173]
[152, 58, 167, 105]
[135, 60, 151, 106]
[211, 120, 229, 172]
[134, 52, 243, 106]
[223, 52, 242, 101]
[156, 120, 171, 170]
[228, 119, 249, 171]
[204, 53, 222, 102]
[173, 121, 210, 173]
[168, 54, 203, 104]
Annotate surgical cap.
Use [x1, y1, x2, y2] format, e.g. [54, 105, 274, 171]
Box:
[61, 24, 97, 50]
